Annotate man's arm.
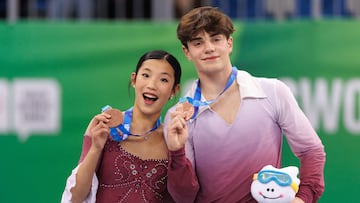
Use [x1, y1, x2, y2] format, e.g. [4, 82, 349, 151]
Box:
[276, 80, 326, 203]
[167, 147, 199, 203]
[164, 106, 200, 203]
[295, 147, 325, 203]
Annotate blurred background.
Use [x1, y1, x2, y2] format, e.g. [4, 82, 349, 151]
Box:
[1, 0, 359, 202]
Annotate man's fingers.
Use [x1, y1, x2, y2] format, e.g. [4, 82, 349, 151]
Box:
[171, 114, 186, 130]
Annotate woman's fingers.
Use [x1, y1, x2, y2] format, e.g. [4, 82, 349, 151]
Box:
[93, 113, 111, 124]
[94, 121, 110, 135]
[90, 121, 110, 150]
[85, 113, 111, 136]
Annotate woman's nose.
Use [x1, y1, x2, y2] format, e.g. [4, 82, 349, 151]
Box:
[146, 78, 157, 90]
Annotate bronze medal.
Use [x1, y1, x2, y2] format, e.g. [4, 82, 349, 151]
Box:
[177, 102, 194, 121]
[104, 108, 124, 128]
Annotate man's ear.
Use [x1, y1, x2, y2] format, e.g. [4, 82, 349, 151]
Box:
[228, 36, 233, 54]
[182, 45, 192, 61]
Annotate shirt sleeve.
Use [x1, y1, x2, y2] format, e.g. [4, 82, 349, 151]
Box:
[275, 80, 326, 203]
[164, 107, 200, 203]
[61, 135, 101, 203]
[79, 135, 92, 163]
[60, 164, 99, 203]
[167, 148, 199, 203]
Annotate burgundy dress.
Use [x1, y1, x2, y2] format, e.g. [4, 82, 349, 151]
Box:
[80, 136, 172, 203]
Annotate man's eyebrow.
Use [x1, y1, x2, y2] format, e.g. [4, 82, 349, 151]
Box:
[189, 33, 221, 41]
[209, 32, 221, 37]
[189, 37, 202, 41]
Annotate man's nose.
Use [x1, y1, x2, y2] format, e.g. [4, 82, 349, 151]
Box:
[204, 41, 215, 53]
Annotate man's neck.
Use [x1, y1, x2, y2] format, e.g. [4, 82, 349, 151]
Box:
[198, 66, 234, 100]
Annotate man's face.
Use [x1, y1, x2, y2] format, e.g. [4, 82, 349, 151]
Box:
[183, 31, 233, 73]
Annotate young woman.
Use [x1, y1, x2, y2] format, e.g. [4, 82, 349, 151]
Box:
[61, 50, 181, 203]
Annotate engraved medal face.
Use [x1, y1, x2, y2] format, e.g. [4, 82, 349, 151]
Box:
[177, 102, 194, 121]
[104, 108, 124, 128]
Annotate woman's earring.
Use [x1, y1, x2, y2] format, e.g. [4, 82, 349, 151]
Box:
[170, 95, 174, 100]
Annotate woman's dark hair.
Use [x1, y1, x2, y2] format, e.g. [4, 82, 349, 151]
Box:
[134, 50, 182, 88]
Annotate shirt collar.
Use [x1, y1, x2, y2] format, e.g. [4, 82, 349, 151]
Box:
[184, 69, 267, 120]
[236, 70, 267, 99]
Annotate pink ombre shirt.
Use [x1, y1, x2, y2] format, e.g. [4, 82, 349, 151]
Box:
[164, 69, 325, 203]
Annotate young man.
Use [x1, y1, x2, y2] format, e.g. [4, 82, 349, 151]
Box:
[165, 6, 325, 203]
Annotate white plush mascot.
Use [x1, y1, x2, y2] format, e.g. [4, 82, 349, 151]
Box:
[251, 165, 300, 203]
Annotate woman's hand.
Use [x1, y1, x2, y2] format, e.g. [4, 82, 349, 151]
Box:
[166, 104, 189, 151]
[85, 113, 111, 151]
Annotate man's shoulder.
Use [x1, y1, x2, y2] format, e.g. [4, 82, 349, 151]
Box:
[237, 69, 280, 86]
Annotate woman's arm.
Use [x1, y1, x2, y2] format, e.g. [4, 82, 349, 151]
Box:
[70, 114, 111, 203]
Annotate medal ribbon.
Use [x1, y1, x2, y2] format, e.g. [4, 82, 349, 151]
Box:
[179, 67, 238, 119]
[102, 106, 161, 142]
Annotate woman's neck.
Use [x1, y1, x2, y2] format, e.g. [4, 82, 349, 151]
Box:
[130, 107, 160, 135]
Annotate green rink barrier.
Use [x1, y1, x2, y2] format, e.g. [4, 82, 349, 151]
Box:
[0, 20, 359, 202]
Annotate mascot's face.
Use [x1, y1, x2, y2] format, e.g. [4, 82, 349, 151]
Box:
[251, 165, 300, 203]
[251, 179, 295, 203]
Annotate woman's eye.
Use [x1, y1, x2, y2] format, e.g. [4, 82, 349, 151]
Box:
[142, 73, 149, 78]
[161, 78, 169, 83]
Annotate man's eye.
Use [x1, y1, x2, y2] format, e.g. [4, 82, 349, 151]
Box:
[192, 41, 201, 46]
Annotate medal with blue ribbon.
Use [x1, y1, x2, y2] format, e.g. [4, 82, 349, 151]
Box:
[178, 67, 238, 120]
[101, 105, 161, 142]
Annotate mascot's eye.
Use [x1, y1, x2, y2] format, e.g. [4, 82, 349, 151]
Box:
[257, 170, 292, 186]
[277, 175, 290, 182]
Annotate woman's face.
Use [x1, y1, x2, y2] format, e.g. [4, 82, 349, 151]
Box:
[131, 59, 178, 116]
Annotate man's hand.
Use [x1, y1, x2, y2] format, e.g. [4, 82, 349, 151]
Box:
[166, 104, 189, 151]
[291, 197, 305, 203]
